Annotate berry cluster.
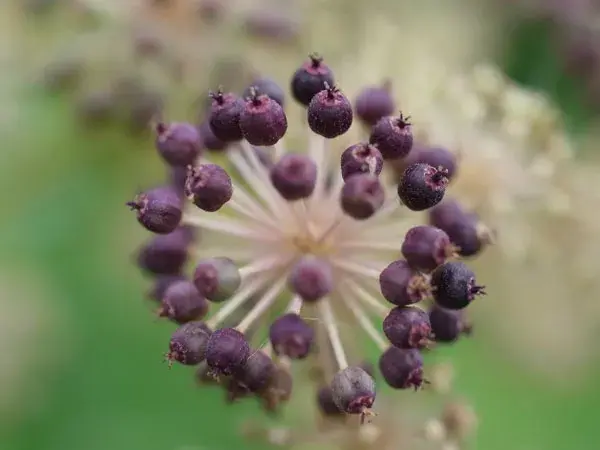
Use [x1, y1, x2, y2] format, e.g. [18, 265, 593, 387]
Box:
[128, 54, 491, 424]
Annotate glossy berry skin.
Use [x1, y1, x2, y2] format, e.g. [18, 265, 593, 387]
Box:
[397, 163, 449, 211]
[291, 54, 335, 106]
[340, 174, 385, 220]
[239, 91, 288, 146]
[317, 385, 343, 417]
[270, 153, 317, 201]
[166, 321, 212, 366]
[185, 164, 233, 212]
[429, 199, 491, 257]
[369, 113, 413, 160]
[401, 225, 455, 273]
[193, 257, 241, 303]
[383, 306, 432, 349]
[269, 313, 314, 359]
[340, 143, 383, 181]
[404, 145, 458, 181]
[208, 90, 244, 142]
[148, 275, 187, 302]
[137, 227, 191, 275]
[233, 349, 276, 393]
[428, 304, 471, 343]
[354, 82, 396, 127]
[379, 259, 431, 307]
[243, 77, 285, 107]
[158, 280, 209, 324]
[199, 120, 227, 152]
[330, 366, 376, 417]
[288, 256, 333, 302]
[307, 84, 353, 138]
[431, 261, 486, 310]
[205, 328, 250, 376]
[379, 347, 425, 390]
[127, 186, 182, 234]
[155, 122, 202, 167]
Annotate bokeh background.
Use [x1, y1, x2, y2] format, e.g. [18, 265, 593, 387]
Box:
[2, 1, 600, 450]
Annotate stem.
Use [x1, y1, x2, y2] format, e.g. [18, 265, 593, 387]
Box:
[285, 295, 304, 315]
[182, 213, 275, 241]
[236, 276, 287, 333]
[318, 299, 348, 370]
[238, 255, 286, 278]
[344, 278, 389, 316]
[331, 258, 382, 281]
[339, 287, 388, 351]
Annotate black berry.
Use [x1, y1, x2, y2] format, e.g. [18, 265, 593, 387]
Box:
[383, 306, 432, 349]
[291, 54, 335, 106]
[431, 261, 486, 310]
[340, 143, 383, 181]
[243, 77, 285, 107]
[193, 257, 241, 303]
[379, 259, 431, 307]
[158, 280, 209, 324]
[239, 88, 288, 146]
[208, 90, 244, 142]
[397, 163, 449, 211]
[379, 347, 425, 390]
[127, 186, 182, 234]
[330, 366, 376, 421]
[233, 349, 276, 393]
[354, 81, 396, 127]
[148, 275, 187, 302]
[317, 385, 343, 417]
[269, 313, 314, 359]
[369, 113, 414, 160]
[404, 145, 458, 181]
[155, 122, 202, 166]
[205, 327, 251, 376]
[270, 154, 317, 201]
[199, 120, 227, 152]
[307, 83, 353, 138]
[288, 256, 333, 302]
[136, 227, 192, 275]
[185, 164, 233, 212]
[428, 304, 472, 343]
[340, 173, 385, 220]
[401, 225, 456, 273]
[166, 321, 212, 366]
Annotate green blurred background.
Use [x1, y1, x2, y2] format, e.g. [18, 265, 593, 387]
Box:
[2, 2, 600, 450]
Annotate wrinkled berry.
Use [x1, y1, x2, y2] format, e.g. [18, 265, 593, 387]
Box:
[199, 120, 227, 151]
[233, 349, 276, 393]
[429, 199, 493, 257]
[158, 280, 209, 324]
[208, 90, 244, 142]
[431, 261, 486, 310]
[206, 328, 250, 376]
[166, 321, 212, 366]
[193, 257, 241, 303]
[401, 225, 456, 273]
[243, 77, 285, 107]
[404, 145, 458, 181]
[307, 83, 353, 138]
[369, 113, 414, 160]
[291, 54, 335, 106]
[379, 259, 431, 306]
[269, 313, 314, 359]
[340, 174, 385, 220]
[330, 366, 376, 420]
[148, 275, 187, 302]
[317, 385, 344, 417]
[383, 306, 432, 349]
[127, 186, 182, 234]
[239, 88, 288, 146]
[354, 81, 396, 127]
[340, 143, 383, 181]
[137, 227, 192, 275]
[155, 122, 202, 166]
[397, 163, 448, 211]
[428, 304, 472, 343]
[185, 164, 233, 212]
[288, 256, 333, 302]
[379, 347, 425, 390]
[270, 154, 317, 201]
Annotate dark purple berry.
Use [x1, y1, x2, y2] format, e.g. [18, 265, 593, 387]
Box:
[208, 90, 244, 142]
[307, 83, 353, 138]
[239, 89, 288, 146]
[431, 261, 486, 310]
[158, 280, 209, 324]
[340, 173, 385, 220]
[233, 349, 276, 393]
[243, 77, 285, 107]
[379, 259, 431, 307]
[291, 54, 335, 106]
[369, 113, 414, 160]
[317, 385, 343, 417]
[428, 304, 472, 343]
[288, 256, 333, 302]
[401, 225, 456, 273]
[199, 120, 227, 152]
[354, 81, 396, 127]
[270, 154, 317, 201]
[205, 327, 250, 376]
[340, 143, 383, 181]
[127, 186, 182, 234]
[404, 145, 458, 181]
[185, 164, 233, 212]
[260, 364, 293, 412]
[383, 306, 432, 349]
[397, 163, 449, 211]
[136, 227, 192, 275]
[148, 275, 187, 302]
[155, 122, 202, 166]
[379, 347, 425, 390]
[330, 366, 376, 421]
[429, 200, 493, 257]
[193, 257, 241, 303]
[166, 321, 212, 366]
[269, 313, 314, 359]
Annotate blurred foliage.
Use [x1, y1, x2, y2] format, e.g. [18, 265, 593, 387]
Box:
[2, 2, 600, 450]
